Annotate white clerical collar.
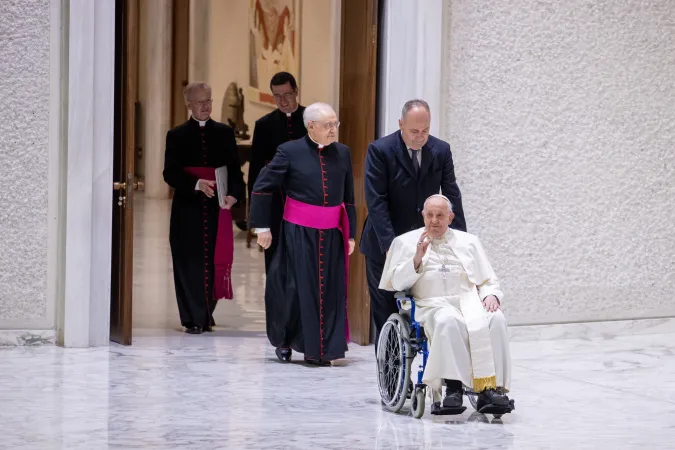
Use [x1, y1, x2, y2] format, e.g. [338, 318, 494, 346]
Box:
[191, 114, 209, 127]
[284, 105, 299, 117]
[308, 133, 324, 149]
[431, 228, 454, 244]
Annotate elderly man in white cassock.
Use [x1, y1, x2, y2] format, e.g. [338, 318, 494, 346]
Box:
[379, 194, 513, 413]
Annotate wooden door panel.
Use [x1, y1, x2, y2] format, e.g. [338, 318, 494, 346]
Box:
[340, 0, 380, 346]
[110, 0, 139, 345]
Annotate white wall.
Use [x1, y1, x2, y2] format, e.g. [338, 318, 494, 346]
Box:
[443, 0, 675, 325]
[377, 0, 444, 138]
[0, 0, 116, 347]
[0, 0, 52, 339]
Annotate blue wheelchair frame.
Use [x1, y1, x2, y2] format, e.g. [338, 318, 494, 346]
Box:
[395, 293, 428, 389]
[388, 292, 514, 419]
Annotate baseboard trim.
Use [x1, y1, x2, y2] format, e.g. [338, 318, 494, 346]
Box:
[509, 317, 675, 342]
[0, 330, 56, 346]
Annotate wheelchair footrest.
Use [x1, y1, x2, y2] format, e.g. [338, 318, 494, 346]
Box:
[478, 399, 515, 415]
[430, 402, 467, 416]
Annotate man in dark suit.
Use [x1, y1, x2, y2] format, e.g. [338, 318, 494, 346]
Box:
[360, 99, 467, 351]
[248, 72, 307, 270]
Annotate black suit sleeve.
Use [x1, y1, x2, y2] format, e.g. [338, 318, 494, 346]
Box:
[163, 129, 199, 192]
[343, 148, 357, 239]
[248, 120, 265, 202]
[364, 143, 396, 253]
[224, 127, 246, 207]
[441, 146, 467, 232]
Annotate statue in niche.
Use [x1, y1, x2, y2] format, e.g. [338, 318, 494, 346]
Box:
[222, 82, 250, 141]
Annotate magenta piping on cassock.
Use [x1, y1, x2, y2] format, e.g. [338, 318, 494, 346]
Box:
[282, 197, 351, 343]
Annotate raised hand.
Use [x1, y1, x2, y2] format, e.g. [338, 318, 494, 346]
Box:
[413, 231, 431, 269]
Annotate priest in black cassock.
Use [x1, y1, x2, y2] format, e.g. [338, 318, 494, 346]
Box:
[249, 102, 356, 366]
[163, 82, 246, 335]
[248, 72, 307, 271]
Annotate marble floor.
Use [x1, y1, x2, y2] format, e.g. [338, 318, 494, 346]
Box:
[2, 331, 675, 449]
[1, 196, 674, 449]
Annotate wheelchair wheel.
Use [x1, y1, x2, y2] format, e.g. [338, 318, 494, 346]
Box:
[466, 389, 478, 411]
[377, 313, 412, 413]
[412, 387, 425, 419]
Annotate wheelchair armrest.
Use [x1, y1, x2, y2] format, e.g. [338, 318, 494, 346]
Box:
[394, 292, 417, 322]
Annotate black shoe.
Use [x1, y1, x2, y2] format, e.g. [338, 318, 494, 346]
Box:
[442, 379, 464, 408]
[275, 348, 292, 362]
[203, 326, 213, 332]
[304, 357, 331, 366]
[477, 389, 511, 410]
[185, 326, 203, 335]
[443, 389, 463, 408]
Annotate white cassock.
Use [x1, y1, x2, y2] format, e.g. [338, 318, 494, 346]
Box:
[379, 227, 512, 394]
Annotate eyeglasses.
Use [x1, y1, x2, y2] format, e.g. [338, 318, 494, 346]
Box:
[273, 93, 296, 101]
[195, 99, 212, 107]
[313, 121, 340, 131]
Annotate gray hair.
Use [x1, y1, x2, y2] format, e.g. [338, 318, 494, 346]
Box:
[183, 82, 211, 102]
[423, 194, 453, 213]
[303, 102, 336, 128]
[401, 99, 431, 120]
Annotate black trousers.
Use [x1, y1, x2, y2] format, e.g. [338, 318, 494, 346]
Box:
[366, 256, 398, 353]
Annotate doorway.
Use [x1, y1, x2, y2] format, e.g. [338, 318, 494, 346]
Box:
[110, 0, 381, 345]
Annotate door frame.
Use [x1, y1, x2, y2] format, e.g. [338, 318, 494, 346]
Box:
[109, 0, 382, 345]
[110, 0, 139, 345]
[339, 0, 380, 345]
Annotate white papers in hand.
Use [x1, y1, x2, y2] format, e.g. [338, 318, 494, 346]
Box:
[215, 166, 228, 209]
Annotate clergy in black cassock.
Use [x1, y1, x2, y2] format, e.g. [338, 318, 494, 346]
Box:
[248, 72, 307, 271]
[249, 102, 356, 365]
[163, 82, 246, 335]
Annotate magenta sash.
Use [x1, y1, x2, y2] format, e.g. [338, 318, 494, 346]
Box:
[185, 167, 234, 300]
[282, 197, 351, 342]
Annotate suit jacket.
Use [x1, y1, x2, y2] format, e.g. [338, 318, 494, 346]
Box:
[359, 130, 467, 264]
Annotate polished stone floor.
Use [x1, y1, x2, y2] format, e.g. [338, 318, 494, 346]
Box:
[2, 331, 675, 449]
[1, 196, 674, 449]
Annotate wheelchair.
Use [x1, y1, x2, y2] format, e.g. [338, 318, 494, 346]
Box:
[376, 292, 514, 419]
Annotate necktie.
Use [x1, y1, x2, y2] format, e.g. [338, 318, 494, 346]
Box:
[411, 149, 420, 175]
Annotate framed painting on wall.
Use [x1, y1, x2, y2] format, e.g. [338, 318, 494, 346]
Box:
[248, 0, 302, 107]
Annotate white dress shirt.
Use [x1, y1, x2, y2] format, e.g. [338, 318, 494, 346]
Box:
[408, 148, 422, 165]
